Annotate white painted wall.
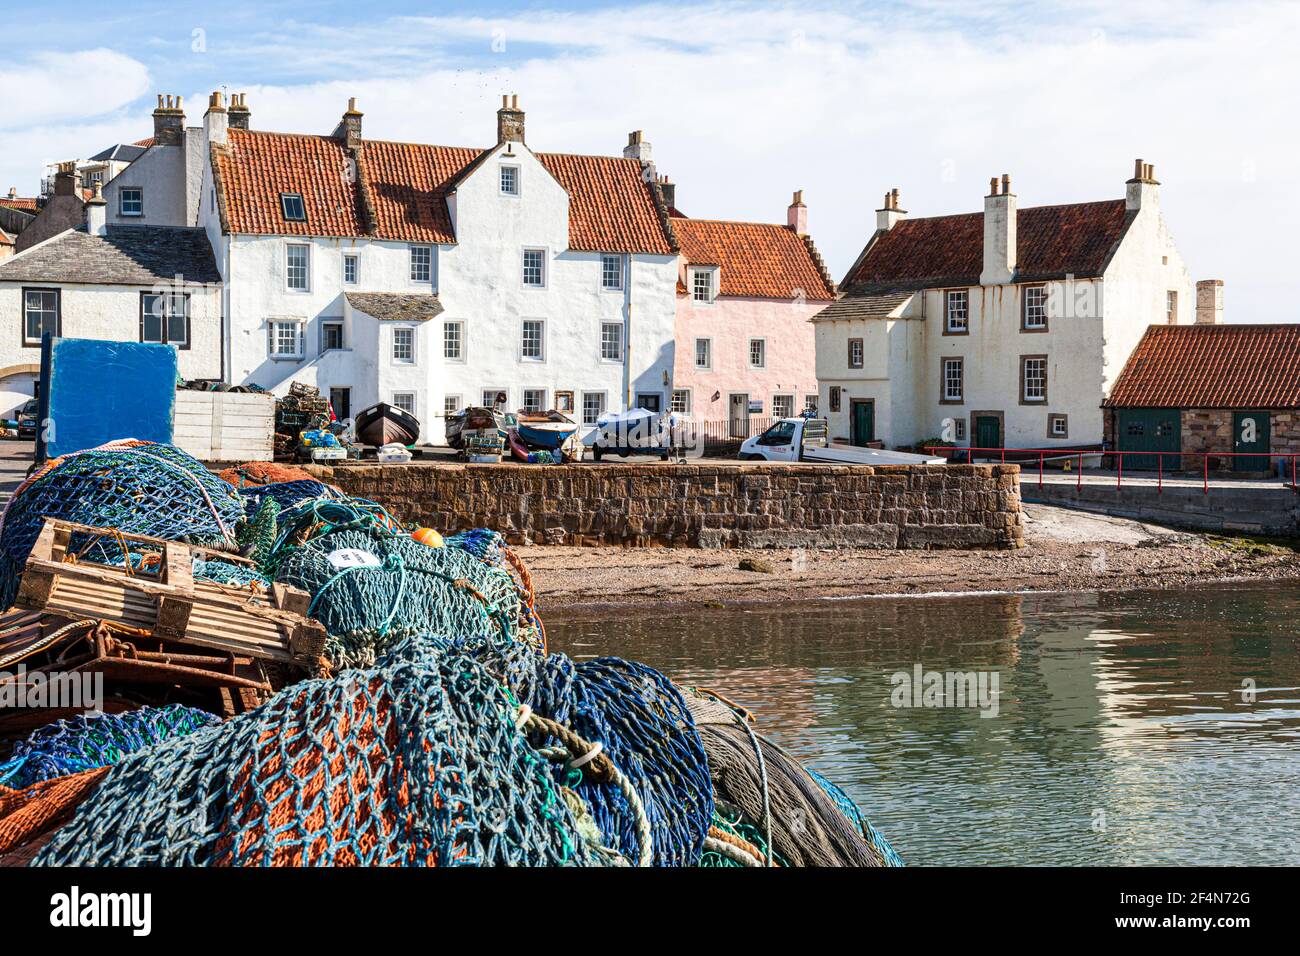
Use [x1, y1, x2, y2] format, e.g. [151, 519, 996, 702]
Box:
[0, 280, 223, 383]
[103, 145, 188, 227]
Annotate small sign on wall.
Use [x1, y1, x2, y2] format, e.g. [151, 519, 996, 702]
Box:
[748, 399, 764, 414]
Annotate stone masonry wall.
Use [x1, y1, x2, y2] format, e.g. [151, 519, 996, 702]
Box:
[306, 461, 1024, 550]
[1104, 407, 1300, 476]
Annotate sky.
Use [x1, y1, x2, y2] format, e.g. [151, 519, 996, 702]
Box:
[2, 0, 1296, 321]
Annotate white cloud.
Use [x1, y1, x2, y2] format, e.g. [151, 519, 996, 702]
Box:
[6, 3, 1296, 320]
[0, 49, 149, 129]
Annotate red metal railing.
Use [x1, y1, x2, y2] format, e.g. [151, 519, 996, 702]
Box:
[924, 446, 1300, 494]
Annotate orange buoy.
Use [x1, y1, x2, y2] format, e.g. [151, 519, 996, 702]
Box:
[411, 527, 444, 548]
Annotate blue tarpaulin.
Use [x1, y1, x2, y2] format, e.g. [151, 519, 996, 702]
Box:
[42, 337, 177, 458]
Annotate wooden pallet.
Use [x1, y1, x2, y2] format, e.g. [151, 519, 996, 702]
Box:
[14, 519, 326, 667]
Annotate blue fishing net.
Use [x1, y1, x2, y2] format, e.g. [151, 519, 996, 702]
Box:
[807, 767, 905, 866]
[0, 705, 218, 789]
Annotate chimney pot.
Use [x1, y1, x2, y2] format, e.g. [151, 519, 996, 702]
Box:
[876, 187, 907, 231]
[228, 93, 251, 130]
[622, 128, 652, 163]
[496, 94, 526, 145]
[989, 176, 1000, 196]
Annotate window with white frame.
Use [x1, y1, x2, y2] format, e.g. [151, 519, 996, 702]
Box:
[945, 289, 968, 333]
[1166, 290, 1178, 324]
[499, 165, 519, 196]
[749, 338, 766, 368]
[444, 394, 462, 417]
[601, 254, 623, 291]
[522, 388, 547, 413]
[140, 292, 190, 347]
[268, 320, 304, 358]
[119, 187, 143, 217]
[522, 248, 546, 287]
[483, 389, 507, 409]
[1022, 356, 1048, 402]
[600, 322, 623, 362]
[1049, 413, 1068, 438]
[22, 289, 59, 345]
[286, 244, 309, 291]
[392, 392, 416, 416]
[695, 338, 711, 369]
[343, 254, 358, 285]
[954, 419, 967, 440]
[410, 246, 432, 283]
[804, 394, 818, 415]
[691, 268, 715, 303]
[772, 394, 794, 418]
[280, 193, 306, 221]
[582, 391, 606, 425]
[443, 320, 463, 361]
[943, 357, 963, 402]
[392, 327, 415, 364]
[671, 389, 692, 415]
[321, 321, 344, 352]
[521, 319, 545, 360]
[1022, 286, 1048, 330]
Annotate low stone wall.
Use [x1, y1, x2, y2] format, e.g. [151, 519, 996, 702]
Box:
[306, 461, 1024, 550]
[1024, 481, 1299, 536]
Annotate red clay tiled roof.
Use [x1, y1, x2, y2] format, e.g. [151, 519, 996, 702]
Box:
[0, 197, 38, 212]
[1104, 324, 1300, 409]
[133, 138, 155, 148]
[845, 199, 1132, 290]
[217, 130, 366, 238]
[537, 153, 673, 254]
[214, 129, 673, 252]
[673, 218, 835, 300]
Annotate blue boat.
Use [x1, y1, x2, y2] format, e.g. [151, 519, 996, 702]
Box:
[515, 412, 578, 450]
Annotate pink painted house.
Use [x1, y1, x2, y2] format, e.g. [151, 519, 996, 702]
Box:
[668, 192, 837, 434]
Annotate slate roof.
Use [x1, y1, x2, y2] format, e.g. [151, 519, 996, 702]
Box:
[1104, 324, 1300, 409]
[844, 199, 1133, 290]
[810, 289, 913, 322]
[213, 129, 675, 254]
[673, 218, 835, 300]
[89, 144, 148, 164]
[345, 293, 444, 322]
[0, 225, 221, 286]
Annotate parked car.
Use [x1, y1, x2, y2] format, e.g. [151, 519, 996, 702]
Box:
[738, 418, 945, 465]
[17, 399, 38, 439]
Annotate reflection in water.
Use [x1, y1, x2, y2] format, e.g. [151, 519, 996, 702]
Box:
[549, 585, 1300, 865]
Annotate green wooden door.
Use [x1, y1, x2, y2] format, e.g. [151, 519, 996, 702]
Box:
[1232, 411, 1270, 472]
[850, 400, 874, 446]
[1117, 408, 1181, 470]
[974, 415, 1000, 452]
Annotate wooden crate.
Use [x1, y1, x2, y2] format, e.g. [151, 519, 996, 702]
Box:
[174, 389, 274, 462]
[14, 519, 326, 667]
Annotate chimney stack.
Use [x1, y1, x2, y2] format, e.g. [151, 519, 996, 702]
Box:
[875, 188, 906, 232]
[84, 181, 107, 236]
[204, 91, 228, 147]
[1125, 157, 1160, 211]
[787, 189, 808, 235]
[497, 94, 525, 145]
[152, 94, 186, 147]
[980, 172, 1016, 285]
[333, 97, 363, 148]
[53, 161, 81, 198]
[657, 175, 676, 210]
[623, 130, 652, 163]
[1195, 279, 1223, 325]
[228, 93, 251, 130]
[6, 187, 15, 200]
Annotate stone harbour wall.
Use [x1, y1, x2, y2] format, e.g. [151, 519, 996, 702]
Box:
[306, 461, 1024, 550]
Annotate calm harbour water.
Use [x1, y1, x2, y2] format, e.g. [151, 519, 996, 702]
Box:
[548, 584, 1300, 866]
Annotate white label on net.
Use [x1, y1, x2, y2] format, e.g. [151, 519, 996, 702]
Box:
[326, 548, 382, 570]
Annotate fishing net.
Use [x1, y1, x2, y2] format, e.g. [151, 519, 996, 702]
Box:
[471, 641, 713, 867]
[0, 441, 245, 607]
[684, 691, 883, 867]
[0, 705, 218, 789]
[32, 633, 611, 867]
[238, 480, 345, 518]
[807, 767, 905, 867]
[275, 527, 527, 668]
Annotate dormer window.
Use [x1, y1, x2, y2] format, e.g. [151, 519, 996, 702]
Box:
[691, 267, 716, 303]
[500, 165, 519, 196]
[280, 193, 306, 221]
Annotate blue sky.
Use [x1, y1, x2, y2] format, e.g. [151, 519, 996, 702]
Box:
[3, 1, 1297, 320]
